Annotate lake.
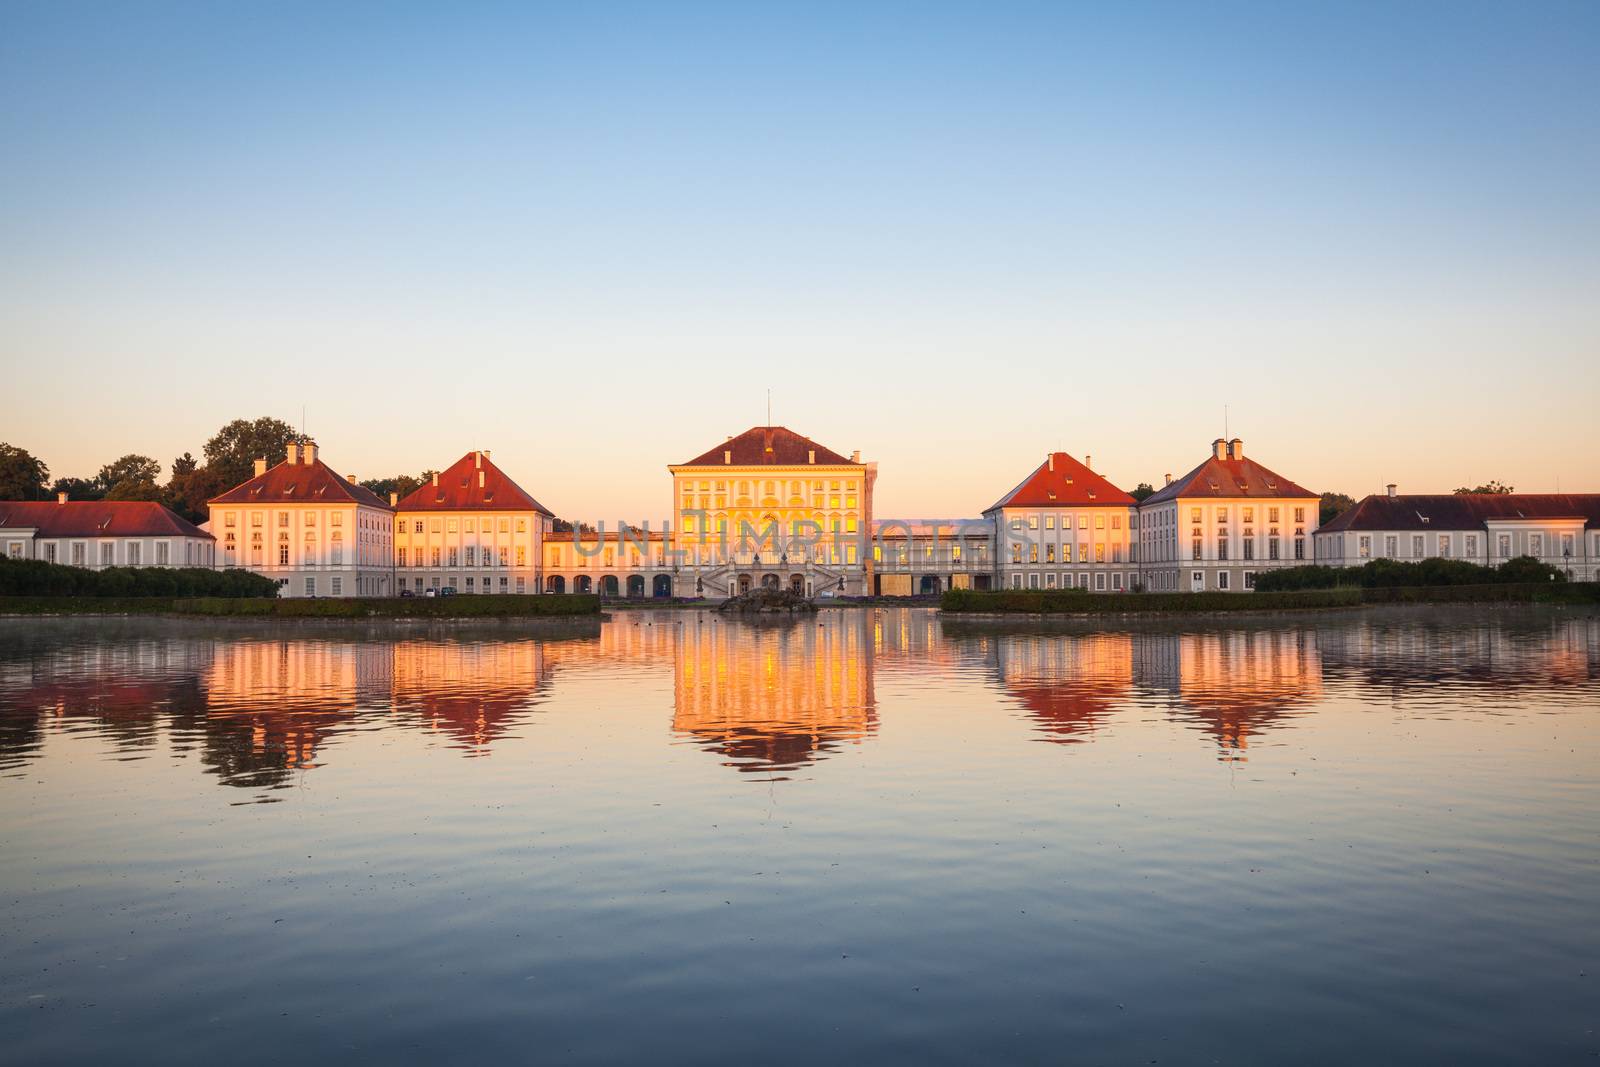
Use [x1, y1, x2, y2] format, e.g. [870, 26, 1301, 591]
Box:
[1, 606, 1596, 1064]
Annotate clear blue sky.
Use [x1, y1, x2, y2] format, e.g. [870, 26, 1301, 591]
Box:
[2, 1, 1596, 518]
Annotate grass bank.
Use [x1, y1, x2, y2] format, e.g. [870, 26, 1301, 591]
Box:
[0, 594, 603, 618]
[941, 583, 1598, 615]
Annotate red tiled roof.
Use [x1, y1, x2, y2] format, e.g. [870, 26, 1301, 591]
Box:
[1319, 493, 1600, 533]
[394, 452, 553, 516]
[209, 456, 389, 509]
[985, 453, 1135, 512]
[0, 500, 212, 539]
[1141, 452, 1316, 505]
[675, 426, 857, 467]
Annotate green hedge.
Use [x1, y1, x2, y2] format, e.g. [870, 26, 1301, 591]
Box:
[940, 587, 1364, 613]
[0, 556, 277, 598]
[0, 593, 603, 617]
[1254, 555, 1568, 592]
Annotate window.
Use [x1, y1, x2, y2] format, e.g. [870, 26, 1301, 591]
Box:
[516, 546, 526, 566]
[1466, 535, 1478, 556]
[127, 543, 141, 565]
[1243, 538, 1255, 561]
[1269, 538, 1280, 561]
[279, 544, 289, 565]
[1218, 571, 1230, 590]
[331, 512, 342, 527]
[1112, 572, 1123, 590]
[1192, 537, 1203, 560]
[1045, 543, 1055, 563]
[305, 577, 316, 596]
[431, 547, 441, 567]
[1438, 535, 1451, 558]
[1028, 573, 1039, 589]
[71, 542, 84, 566]
[414, 520, 423, 533]
[1191, 508, 1202, 524]
[1498, 534, 1511, 558]
[224, 513, 236, 528]
[499, 547, 508, 566]
[1095, 515, 1104, 530]
[1029, 544, 1038, 563]
[1561, 534, 1574, 557]
[465, 546, 476, 566]
[398, 547, 407, 567]
[1293, 537, 1305, 560]
[1216, 538, 1228, 561]
[1243, 571, 1256, 590]
[1384, 535, 1397, 558]
[1359, 536, 1371, 558]
[1094, 572, 1106, 591]
[448, 548, 458, 566]
[1268, 508, 1280, 523]
[100, 543, 114, 565]
[1095, 543, 1105, 563]
[466, 577, 475, 590]
[447, 519, 458, 533]
[278, 512, 289, 528]
[1412, 534, 1425, 557]
[1530, 534, 1544, 556]
[516, 577, 525, 594]
[1044, 515, 1054, 530]
[331, 577, 342, 596]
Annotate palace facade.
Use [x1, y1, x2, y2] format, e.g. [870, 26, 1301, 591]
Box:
[1, 496, 214, 568]
[208, 440, 394, 597]
[179, 422, 1593, 598]
[1137, 438, 1320, 592]
[392, 450, 553, 596]
[1314, 487, 1600, 581]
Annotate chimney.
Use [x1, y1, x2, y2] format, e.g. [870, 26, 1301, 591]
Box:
[478, 471, 485, 488]
[1084, 454, 1092, 471]
[389, 492, 398, 507]
[302, 440, 317, 465]
[807, 450, 815, 464]
[1048, 453, 1055, 472]
[254, 458, 268, 477]
[1387, 483, 1397, 499]
[57, 490, 68, 504]
[475, 451, 483, 469]
[851, 450, 860, 463]
[1212, 438, 1226, 460]
[1229, 438, 1243, 460]
[432, 472, 439, 487]
[724, 450, 732, 464]
[346, 473, 356, 485]
[1164, 473, 1172, 486]
[287, 441, 299, 464]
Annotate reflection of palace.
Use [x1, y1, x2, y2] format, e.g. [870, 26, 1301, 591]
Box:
[1134, 629, 1323, 759]
[993, 633, 1134, 744]
[671, 614, 876, 774]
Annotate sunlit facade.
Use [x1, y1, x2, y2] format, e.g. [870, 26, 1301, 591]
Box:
[1137, 438, 1320, 593]
[208, 439, 394, 597]
[666, 425, 878, 597]
[392, 450, 554, 595]
[985, 452, 1140, 593]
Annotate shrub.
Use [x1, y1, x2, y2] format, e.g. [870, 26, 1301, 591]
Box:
[0, 556, 278, 598]
[1254, 555, 1566, 592]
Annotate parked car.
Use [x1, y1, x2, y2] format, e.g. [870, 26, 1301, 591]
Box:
[399, 589, 415, 598]
[439, 587, 458, 597]
[424, 589, 437, 598]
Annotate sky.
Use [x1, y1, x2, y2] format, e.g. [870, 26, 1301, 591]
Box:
[1, 0, 1597, 520]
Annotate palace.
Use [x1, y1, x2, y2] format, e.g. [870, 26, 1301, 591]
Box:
[2, 496, 214, 568]
[176, 423, 1594, 598]
[207, 440, 394, 597]
[392, 450, 553, 596]
[1315, 487, 1600, 582]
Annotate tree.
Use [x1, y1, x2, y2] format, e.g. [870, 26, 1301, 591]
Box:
[50, 476, 104, 502]
[360, 472, 435, 501]
[1320, 491, 1356, 524]
[203, 417, 299, 492]
[165, 453, 224, 523]
[1129, 482, 1155, 502]
[98, 454, 163, 500]
[1455, 481, 1513, 495]
[0, 443, 50, 500]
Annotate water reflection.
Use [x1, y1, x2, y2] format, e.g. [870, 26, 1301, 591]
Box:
[672, 616, 875, 777]
[1, 608, 1598, 790]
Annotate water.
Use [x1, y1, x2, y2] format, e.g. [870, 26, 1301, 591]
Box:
[1, 606, 1596, 1064]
